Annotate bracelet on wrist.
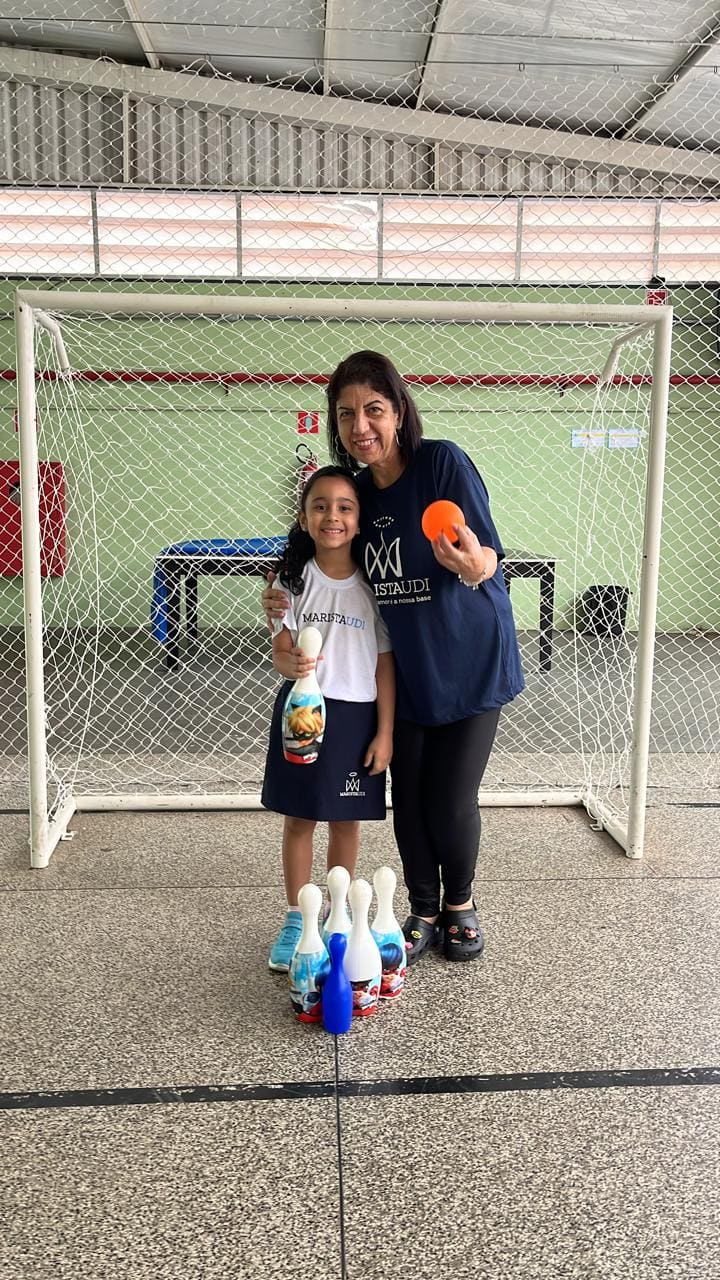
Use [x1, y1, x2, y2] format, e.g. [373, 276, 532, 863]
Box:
[458, 570, 486, 589]
[458, 557, 489, 589]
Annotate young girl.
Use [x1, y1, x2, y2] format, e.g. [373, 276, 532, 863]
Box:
[261, 466, 395, 971]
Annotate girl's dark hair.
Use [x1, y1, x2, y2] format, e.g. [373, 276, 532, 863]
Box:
[274, 465, 361, 595]
[326, 350, 423, 473]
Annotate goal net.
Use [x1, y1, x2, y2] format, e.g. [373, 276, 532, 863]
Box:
[15, 290, 673, 866]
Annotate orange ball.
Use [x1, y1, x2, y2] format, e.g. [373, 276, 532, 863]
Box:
[421, 500, 466, 543]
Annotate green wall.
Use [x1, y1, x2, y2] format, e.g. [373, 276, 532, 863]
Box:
[1, 279, 718, 633]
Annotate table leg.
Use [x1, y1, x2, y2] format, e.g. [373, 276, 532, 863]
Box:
[186, 573, 199, 645]
[539, 568, 555, 673]
[165, 571, 182, 670]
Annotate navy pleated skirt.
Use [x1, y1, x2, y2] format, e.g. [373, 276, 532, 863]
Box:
[261, 684, 387, 821]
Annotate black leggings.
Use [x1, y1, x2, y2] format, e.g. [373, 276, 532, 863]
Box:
[390, 710, 501, 917]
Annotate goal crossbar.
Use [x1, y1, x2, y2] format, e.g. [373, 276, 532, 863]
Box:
[17, 290, 666, 327]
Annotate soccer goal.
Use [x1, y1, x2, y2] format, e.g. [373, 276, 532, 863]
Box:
[14, 289, 672, 867]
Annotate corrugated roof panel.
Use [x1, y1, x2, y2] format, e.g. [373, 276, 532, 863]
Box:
[142, 0, 324, 79]
[328, 0, 434, 35]
[421, 34, 654, 130]
[628, 59, 720, 147]
[158, 39, 323, 83]
[0, 80, 718, 196]
[440, 0, 719, 43]
[297, 126, 321, 188]
[140, 0, 325, 31]
[0, 8, 142, 62]
[324, 1, 425, 99]
[419, 0, 720, 133]
[228, 115, 250, 187]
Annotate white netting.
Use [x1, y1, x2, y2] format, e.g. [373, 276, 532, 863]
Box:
[1, 17, 719, 829]
[14, 298, 694, 841]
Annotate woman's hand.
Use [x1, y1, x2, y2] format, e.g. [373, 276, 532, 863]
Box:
[364, 732, 393, 776]
[431, 523, 496, 585]
[261, 570, 289, 631]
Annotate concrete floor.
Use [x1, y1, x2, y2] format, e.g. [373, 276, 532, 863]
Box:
[1, 800, 719, 1279]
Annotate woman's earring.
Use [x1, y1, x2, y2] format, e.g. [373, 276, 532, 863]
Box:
[395, 427, 404, 446]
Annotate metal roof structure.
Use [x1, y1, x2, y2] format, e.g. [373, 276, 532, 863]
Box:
[1, 2, 719, 192]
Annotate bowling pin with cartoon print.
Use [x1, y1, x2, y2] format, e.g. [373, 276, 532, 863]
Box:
[371, 866, 407, 1000]
[345, 879, 382, 1017]
[289, 883, 329, 1023]
[281, 626, 326, 764]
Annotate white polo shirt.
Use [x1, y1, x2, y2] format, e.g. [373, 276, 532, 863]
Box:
[279, 558, 392, 702]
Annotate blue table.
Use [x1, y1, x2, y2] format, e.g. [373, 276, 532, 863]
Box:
[152, 538, 286, 670]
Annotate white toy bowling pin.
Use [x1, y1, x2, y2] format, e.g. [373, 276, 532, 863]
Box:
[288, 883, 329, 1024]
[371, 866, 407, 999]
[322, 865, 352, 945]
[281, 626, 326, 764]
[345, 879, 382, 1018]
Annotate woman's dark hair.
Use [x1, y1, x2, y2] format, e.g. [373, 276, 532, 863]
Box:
[274, 465, 361, 595]
[326, 350, 423, 473]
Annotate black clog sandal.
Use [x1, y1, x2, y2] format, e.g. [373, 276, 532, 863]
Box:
[402, 914, 443, 967]
[443, 904, 485, 962]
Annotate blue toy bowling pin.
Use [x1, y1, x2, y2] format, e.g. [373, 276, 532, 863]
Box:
[321, 933, 353, 1035]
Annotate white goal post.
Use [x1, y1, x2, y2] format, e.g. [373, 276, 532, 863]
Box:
[15, 289, 672, 868]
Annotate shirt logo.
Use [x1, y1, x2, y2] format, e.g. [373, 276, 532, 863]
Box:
[365, 518, 402, 580]
[365, 513, 432, 606]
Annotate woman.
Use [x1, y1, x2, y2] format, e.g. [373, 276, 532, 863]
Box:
[263, 350, 524, 965]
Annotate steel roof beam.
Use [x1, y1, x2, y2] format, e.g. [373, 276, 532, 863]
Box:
[414, 0, 449, 111]
[322, 0, 338, 95]
[120, 0, 161, 70]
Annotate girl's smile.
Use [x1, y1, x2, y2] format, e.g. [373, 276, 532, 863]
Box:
[299, 476, 360, 567]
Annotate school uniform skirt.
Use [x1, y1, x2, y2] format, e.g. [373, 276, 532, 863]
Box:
[261, 684, 387, 822]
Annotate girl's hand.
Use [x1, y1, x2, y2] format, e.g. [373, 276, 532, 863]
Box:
[364, 733, 393, 776]
[262, 570, 289, 631]
[289, 646, 320, 679]
[431, 523, 490, 583]
[276, 645, 323, 681]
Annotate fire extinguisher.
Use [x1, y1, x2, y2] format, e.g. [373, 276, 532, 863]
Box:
[295, 441, 319, 504]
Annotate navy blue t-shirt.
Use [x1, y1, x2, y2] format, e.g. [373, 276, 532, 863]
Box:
[356, 439, 525, 725]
